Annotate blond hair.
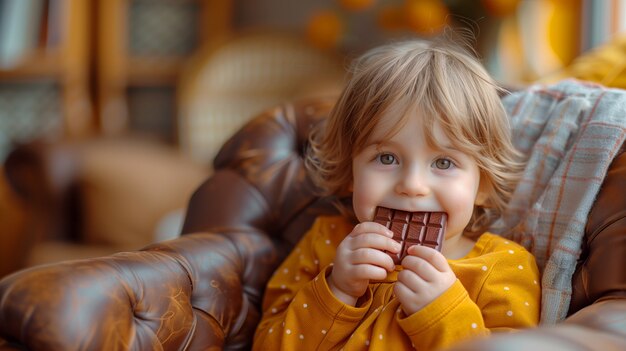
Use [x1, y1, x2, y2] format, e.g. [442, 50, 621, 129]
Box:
[306, 37, 524, 236]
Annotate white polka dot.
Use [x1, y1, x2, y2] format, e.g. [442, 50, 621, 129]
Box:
[321, 329, 327, 334]
[325, 239, 331, 245]
[299, 334, 304, 340]
[508, 250, 515, 254]
[283, 268, 289, 274]
[533, 280, 538, 285]
[281, 285, 286, 290]
[471, 323, 477, 329]
[315, 276, 319, 281]
[314, 259, 319, 265]
[525, 301, 530, 306]
[286, 329, 292, 334]
[303, 303, 308, 308]
[269, 328, 273, 333]
[506, 310, 514, 317]
[518, 265, 524, 270]
[379, 334, 383, 340]
[504, 241, 510, 244]
[365, 340, 370, 346]
[504, 286, 510, 291]
[481, 265, 488, 271]
[284, 297, 290, 302]
[271, 308, 277, 313]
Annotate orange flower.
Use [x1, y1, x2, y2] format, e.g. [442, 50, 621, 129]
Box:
[339, 0, 376, 12]
[404, 0, 449, 35]
[377, 4, 405, 31]
[306, 10, 344, 50]
[481, 0, 521, 17]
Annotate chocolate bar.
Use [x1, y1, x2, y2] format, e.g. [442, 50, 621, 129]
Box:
[373, 207, 447, 264]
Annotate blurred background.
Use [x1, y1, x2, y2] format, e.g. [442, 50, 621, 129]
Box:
[0, 0, 625, 278]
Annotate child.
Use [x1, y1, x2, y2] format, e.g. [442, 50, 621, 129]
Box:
[252, 37, 540, 351]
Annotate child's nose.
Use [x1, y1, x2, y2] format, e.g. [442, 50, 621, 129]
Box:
[395, 169, 430, 197]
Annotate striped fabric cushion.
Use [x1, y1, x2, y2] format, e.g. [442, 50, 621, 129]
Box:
[495, 79, 626, 324]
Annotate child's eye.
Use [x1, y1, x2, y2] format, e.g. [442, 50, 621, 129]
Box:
[378, 153, 397, 165]
[433, 158, 454, 170]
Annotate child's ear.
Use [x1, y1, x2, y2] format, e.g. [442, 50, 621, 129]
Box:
[474, 180, 489, 206]
[475, 191, 488, 206]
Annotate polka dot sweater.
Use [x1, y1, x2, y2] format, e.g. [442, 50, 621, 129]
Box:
[253, 216, 540, 350]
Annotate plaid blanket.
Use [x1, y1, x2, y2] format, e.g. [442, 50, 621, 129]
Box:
[494, 79, 626, 324]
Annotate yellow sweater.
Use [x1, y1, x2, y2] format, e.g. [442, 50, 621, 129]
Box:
[253, 216, 540, 351]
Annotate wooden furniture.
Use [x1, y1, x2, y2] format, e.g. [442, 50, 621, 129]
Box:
[97, 0, 233, 141]
[0, 0, 233, 146]
[0, 0, 232, 279]
[0, 0, 93, 139]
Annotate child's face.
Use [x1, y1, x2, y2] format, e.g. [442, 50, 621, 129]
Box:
[351, 110, 482, 240]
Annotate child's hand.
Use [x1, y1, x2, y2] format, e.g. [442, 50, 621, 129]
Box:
[328, 222, 400, 306]
[394, 245, 456, 315]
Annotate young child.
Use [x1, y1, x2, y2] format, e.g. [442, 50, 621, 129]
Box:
[252, 37, 540, 351]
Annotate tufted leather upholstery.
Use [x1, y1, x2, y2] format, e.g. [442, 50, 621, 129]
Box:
[1, 97, 625, 350]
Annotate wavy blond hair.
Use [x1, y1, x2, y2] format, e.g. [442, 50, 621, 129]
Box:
[306, 36, 524, 236]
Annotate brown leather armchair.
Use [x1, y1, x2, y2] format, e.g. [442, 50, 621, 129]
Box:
[1, 137, 209, 276]
[0, 97, 625, 350]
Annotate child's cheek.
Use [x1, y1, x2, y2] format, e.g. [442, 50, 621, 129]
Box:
[351, 182, 379, 223]
[443, 187, 477, 237]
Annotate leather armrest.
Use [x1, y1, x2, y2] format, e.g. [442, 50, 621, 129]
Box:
[570, 148, 626, 313]
[0, 230, 278, 350]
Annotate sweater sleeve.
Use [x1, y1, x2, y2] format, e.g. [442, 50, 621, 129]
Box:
[397, 244, 541, 350]
[473, 244, 541, 332]
[252, 218, 372, 350]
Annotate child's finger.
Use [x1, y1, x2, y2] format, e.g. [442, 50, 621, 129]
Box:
[351, 233, 401, 253]
[350, 222, 394, 237]
[401, 255, 440, 281]
[353, 263, 391, 280]
[351, 248, 396, 271]
[397, 267, 428, 292]
[406, 245, 450, 272]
